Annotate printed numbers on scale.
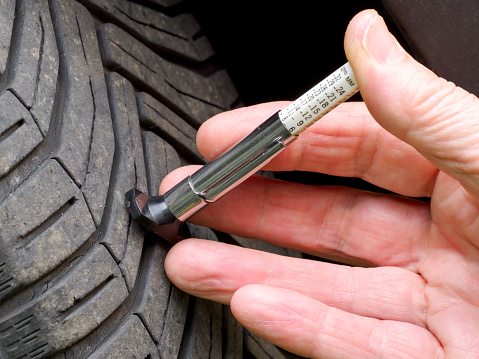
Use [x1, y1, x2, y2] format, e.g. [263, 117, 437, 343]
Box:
[318, 99, 329, 108]
[309, 104, 320, 114]
[281, 63, 359, 135]
[326, 92, 337, 102]
[334, 86, 345, 96]
[300, 110, 312, 121]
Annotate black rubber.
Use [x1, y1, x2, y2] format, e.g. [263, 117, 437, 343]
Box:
[0, 0, 301, 358]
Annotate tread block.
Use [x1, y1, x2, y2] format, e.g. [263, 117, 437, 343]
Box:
[78, 0, 214, 62]
[100, 72, 147, 291]
[0, 159, 95, 299]
[49, 0, 114, 205]
[138, 92, 205, 164]
[0, 91, 43, 177]
[0, 310, 49, 359]
[140, 131, 189, 357]
[38, 245, 127, 352]
[89, 315, 159, 359]
[178, 297, 223, 359]
[98, 23, 238, 127]
[28, 0, 58, 137]
[156, 284, 189, 358]
[0, 245, 128, 358]
[0, 0, 14, 75]
[44, 0, 115, 225]
[133, 236, 188, 355]
[3, 0, 58, 136]
[72, 2, 115, 226]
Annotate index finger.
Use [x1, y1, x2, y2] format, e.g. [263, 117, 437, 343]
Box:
[197, 102, 438, 197]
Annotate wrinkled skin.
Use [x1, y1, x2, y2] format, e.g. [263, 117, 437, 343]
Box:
[161, 10, 479, 358]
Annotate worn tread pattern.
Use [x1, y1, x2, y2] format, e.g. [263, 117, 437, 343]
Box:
[97, 22, 238, 128]
[0, 0, 301, 358]
[138, 92, 205, 164]
[78, 0, 214, 63]
[1, 0, 58, 137]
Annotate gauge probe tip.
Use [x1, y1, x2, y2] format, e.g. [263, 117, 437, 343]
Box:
[125, 188, 187, 244]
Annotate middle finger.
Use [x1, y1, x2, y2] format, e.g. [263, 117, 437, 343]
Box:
[165, 239, 428, 327]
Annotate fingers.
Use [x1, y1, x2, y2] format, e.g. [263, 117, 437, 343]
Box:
[345, 10, 479, 197]
[231, 285, 442, 358]
[197, 102, 438, 197]
[165, 239, 428, 327]
[161, 171, 430, 268]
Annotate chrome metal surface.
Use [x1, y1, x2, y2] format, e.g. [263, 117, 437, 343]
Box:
[163, 112, 295, 221]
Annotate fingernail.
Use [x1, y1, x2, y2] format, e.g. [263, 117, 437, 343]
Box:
[362, 14, 405, 64]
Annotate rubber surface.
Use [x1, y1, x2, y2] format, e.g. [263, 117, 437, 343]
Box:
[381, 0, 479, 97]
[0, 0, 301, 358]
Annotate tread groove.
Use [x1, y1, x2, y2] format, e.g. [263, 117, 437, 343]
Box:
[144, 102, 193, 140]
[6, 88, 44, 138]
[112, 5, 188, 41]
[0, 277, 14, 295]
[59, 274, 116, 322]
[159, 284, 174, 341]
[22, 328, 40, 345]
[127, 0, 182, 15]
[165, 79, 225, 110]
[0, 119, 25, 145]
[110, 38, 158, 74]
[177, 296, 196, 359]
[121, 215, 133, 267]
[30, 12, 46, 136]
[208, 315, 213, 358]
[0, 158, 44, 203]
[134, 313, 157, 346]
[13, 315, 34, 331]
[53, 156, 81, 188]
[29, 343, 48, 358]
[80, 185, 97, 229]
[82, 76, 97, 188]
[20, 197, 78, 248]
[75, 14, 88, 66]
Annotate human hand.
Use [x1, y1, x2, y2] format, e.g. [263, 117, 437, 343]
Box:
[161, 10, 479, 358]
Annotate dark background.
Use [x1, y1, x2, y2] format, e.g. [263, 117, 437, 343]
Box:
[187, 0, 393, 105]
[187, 0, 479, 104]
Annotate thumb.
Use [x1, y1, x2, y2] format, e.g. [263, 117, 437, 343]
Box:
[345, 10, 479, 196]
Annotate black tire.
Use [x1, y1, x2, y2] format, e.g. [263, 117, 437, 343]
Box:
[0, 1, 302, 358]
